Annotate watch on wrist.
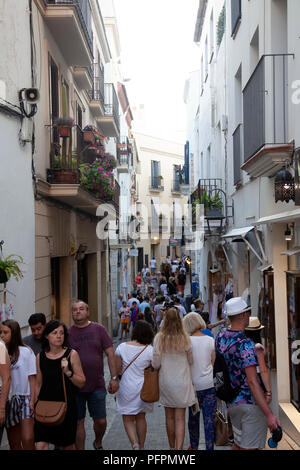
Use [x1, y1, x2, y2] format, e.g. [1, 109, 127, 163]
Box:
[111, 376, 118, 381]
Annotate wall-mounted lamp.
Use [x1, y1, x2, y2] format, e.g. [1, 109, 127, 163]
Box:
[284, 224, 294, 242]
[75, 243, 88, 261]
[274, 168, 295, 203]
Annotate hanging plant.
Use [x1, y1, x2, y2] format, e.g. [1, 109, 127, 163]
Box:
[0, 254, 25, 283]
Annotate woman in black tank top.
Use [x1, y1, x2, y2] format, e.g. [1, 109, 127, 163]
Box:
[34, 320, 85, 450]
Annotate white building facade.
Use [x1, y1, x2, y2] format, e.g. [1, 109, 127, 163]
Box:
[186, 0, 300, 444]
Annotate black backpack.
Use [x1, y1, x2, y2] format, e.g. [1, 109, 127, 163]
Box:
[213, 339, 244, 403]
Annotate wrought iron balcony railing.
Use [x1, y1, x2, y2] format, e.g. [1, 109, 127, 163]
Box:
[104, 83, 120, 131]
[150, 176, 164, 191]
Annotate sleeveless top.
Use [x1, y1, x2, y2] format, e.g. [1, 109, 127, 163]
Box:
[38, 347, 77, 402]
[34, 347, 78, 447]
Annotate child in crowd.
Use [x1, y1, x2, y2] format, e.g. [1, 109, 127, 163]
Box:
[130, 301, 140, 329]
[119, 301, 131, 340]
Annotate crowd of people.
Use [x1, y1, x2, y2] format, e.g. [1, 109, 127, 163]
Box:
[0, 257, 280, 451]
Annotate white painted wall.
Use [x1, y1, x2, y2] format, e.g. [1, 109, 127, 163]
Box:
[0, 0, 35, 329]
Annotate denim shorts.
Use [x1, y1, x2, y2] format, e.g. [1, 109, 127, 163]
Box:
[76, 390, 107, 420]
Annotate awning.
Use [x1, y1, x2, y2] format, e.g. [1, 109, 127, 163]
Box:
[281, 246, 300, 256]
[258, 264, 273, 272]
[222, 226, 266, 264]
[255, 208, 300, 225]
[222, 226, 254, 239]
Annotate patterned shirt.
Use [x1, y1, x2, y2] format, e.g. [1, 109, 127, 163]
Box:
[215, 329, 261, 407]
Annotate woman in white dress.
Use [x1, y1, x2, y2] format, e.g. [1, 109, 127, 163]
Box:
[115, 321, 154, 450]
[152, 308, 195, 450]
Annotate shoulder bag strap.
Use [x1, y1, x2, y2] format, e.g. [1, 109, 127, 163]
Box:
[122, 345, 148, 376]
[61, 350, 72, 403]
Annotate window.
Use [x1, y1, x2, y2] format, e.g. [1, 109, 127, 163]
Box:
[250, 27, 259, 74]
[49, 55, 59, 145]
[210, 10, 215, 61]
[217, 4, 226, 47]
[231, 0, 241, 37]
[200, 55, 204, 94]
[205, 37, 208, 80]
[151, 160, 161, 188]
[206, 145, 211, 178]
[61, 78, 70, 117]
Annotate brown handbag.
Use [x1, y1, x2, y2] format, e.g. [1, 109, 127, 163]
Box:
[214, 408, 230, 446]
[140, 366, 159, 403]
[35, 352, 71, 427]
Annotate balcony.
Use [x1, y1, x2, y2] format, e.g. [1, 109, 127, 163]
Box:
[191, 179, 232, 235]
[171, 177, 182, 195]
[87, 63, 105, 117]
[149, 176, 164, 192]
[242, 54, 294, 178]
[73, 64, 93, 91]
[232, 123, 243, 186]
[117, 137, 133, 173]
[231, 0, 241, 37]
[38, 124, 119, 215]
[43, 0, 93, 66]
[96, 84, 120, 138]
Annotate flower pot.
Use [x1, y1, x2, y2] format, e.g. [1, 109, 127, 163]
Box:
[51, 169, 79, 184]
[0, 268, 9, 284]
[58, 126, 71, 137]
[83, 131, 95, 144]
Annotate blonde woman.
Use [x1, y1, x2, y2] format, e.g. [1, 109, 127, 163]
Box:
[152, 308, 195, 450]
[183, 313, 216, 450]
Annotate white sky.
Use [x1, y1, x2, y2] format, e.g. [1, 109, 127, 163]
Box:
[113, 0, 200, 143]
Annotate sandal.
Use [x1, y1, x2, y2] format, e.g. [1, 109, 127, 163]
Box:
[93, 440, 103, 450]
[132, 443, 140, 450]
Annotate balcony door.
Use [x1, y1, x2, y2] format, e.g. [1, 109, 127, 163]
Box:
[151, 160, 160, 188]
[49, 56, 59, 146]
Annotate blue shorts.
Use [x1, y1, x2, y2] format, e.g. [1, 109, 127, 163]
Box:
[76, 390, 107, 420]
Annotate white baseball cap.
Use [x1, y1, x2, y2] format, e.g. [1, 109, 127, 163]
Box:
[224, 297, 251, 316]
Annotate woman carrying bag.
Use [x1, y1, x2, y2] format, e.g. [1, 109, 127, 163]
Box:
[34, 320, 85, 450]
[152, 308, 195, 450]
[115, 321, 154, 450]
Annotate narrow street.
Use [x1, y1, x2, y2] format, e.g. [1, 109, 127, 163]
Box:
[1, 0, 300, 454]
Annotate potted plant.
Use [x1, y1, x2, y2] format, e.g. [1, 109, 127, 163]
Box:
[83, 125, 97, 144]
[79, 158, 115, 199]
[54, 117, 75, 137]
[192, 190, 223, 217]
[0, 254, 24, 284]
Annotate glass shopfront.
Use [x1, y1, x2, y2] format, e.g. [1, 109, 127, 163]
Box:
[262, 269, 277, 370]
[287, 272, 300, 411]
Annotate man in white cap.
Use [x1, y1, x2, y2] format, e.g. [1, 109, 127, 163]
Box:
[215, 297, 280, 450]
